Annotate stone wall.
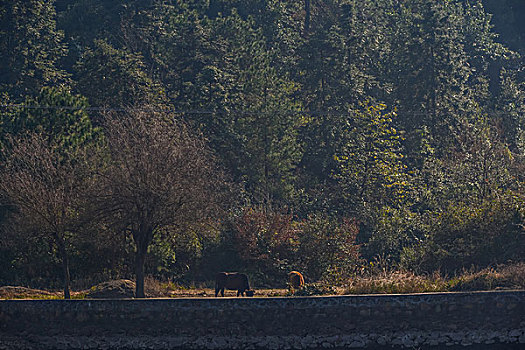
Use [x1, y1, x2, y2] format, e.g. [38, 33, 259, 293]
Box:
[1, 290, 524, 349]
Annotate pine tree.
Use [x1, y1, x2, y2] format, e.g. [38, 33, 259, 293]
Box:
[0, 0, 68, 99]
[75, 39, 165, 108]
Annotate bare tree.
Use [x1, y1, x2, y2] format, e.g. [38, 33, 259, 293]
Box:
[100, 109, 226, 298]
[0, 133, 97, 299]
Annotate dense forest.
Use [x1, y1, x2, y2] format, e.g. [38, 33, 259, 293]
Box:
[1, 0, 524, 298]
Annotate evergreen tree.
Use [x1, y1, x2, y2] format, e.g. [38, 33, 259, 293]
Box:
[75, 39, 165, 108]
[0, 0, 68, 99]
[383, 0, 508, 157]
[201, 12, 302, 205]
[1, 87, 99, 150]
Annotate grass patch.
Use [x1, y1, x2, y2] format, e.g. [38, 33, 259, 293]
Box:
[342, 262, 525, 295]
[449, 263, 525, 291]
[343, 271, 448, 295]
[291, 283, 338, 296]
[0, 286, 61, 299]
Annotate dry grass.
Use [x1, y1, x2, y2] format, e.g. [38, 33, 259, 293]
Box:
[145, 276, 290, 297]
[343, 271, 448, 295]
[0, 286, 87, 299]
[343, 262, 525, 295]
[165, 287, 289, 298]
[144, 276, 172, 297]
[2, 263, 524, 299]
[449, 262, 525, 291]
[0, 286, 59, 299]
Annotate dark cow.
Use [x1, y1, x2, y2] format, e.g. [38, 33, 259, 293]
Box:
[215, 272, 252, 297]
[288, 271, 305, 294]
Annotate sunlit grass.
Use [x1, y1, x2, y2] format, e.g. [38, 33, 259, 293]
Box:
[343, 271, 449, 295]
[449, 262, 525, 291]
[343, 262, 525, 295]
[2, 263, 524, 299]
[0, 286, 89, 300]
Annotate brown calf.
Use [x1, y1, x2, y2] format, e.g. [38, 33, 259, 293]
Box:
[288, 271, 305, 294]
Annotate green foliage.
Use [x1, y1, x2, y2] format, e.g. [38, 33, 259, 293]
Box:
[147, 222, 222, 282]
[362, 206, 424, 263]
[197, 12, 303, 204]
[495, 66, 525, 153]
[1, 87, 100, 151]
[75, 40, 165, 107]
[419, 199, 524, 273]
[398, 114, 524, 274]
[58, 0, 138, 48]
[335, 104, 408, 217]
[0, 233, 60, 288]
[0, 0, 69, 99]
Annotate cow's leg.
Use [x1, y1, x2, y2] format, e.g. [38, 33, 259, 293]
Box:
[215, 287, 219, 297]
[220, 288, 224, 297]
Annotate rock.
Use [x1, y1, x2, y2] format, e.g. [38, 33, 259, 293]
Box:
[425, 333, 440, 347]
[86, 279, 136, 299]
[444, 333, 456, 342]
[461, 339, 473, 346]
[402, 336, 415, 347]
[498, 334, 510, 343]
[376, 336, 387, 346]
[348, 340, 366, 348]
[391, 337, 403, 346]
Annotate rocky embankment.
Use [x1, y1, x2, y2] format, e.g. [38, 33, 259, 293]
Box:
[1, 291, 524, 349]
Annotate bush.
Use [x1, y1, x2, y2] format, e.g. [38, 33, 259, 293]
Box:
[295, 215, 362, 283]
[411, 199, 525, 274]
[209, 209, 363, 287]
[230, 207, 298, 286]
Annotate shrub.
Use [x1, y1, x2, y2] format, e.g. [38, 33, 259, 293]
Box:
[295, 215, 362, 283]
[230, 207, 298, 285]
[414, 200, 525, 274]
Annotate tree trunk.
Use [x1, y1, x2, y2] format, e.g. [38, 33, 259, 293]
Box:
[55, 234, 71, 299]
[304, 0, 311, 36]
[135, 246, 147, 298]
[62, 254, 71, 299]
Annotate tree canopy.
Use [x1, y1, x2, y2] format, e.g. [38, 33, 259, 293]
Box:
[0, 0, 523, 292]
